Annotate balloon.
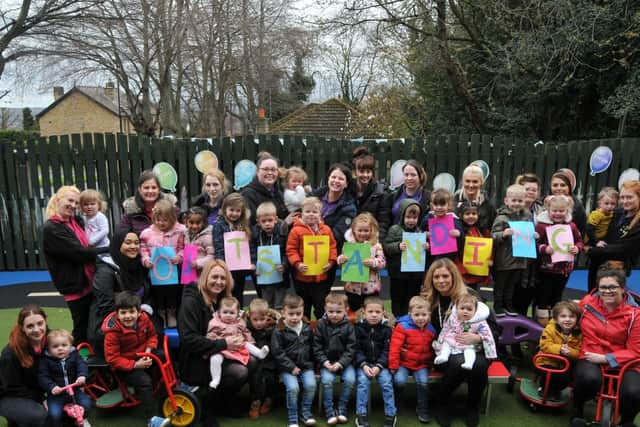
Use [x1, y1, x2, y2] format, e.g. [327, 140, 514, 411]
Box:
[618, 168, 640, 189]
[194, 150, 218, 174]
[557, 168, 577, 192]
[233, 160, 257, 190]
[589, 146, 613, 176]
[432, 173, 456, 194]
[152, 162, 178, 192]
[470, 160, 490, 182]
[389, 160, 407, 190]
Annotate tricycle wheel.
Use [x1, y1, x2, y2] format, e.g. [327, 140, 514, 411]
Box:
[600, 400, 612, 427]
[159, 389, 200, 427]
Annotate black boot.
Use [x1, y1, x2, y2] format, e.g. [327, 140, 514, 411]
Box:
[416, 398, 431, 423]
[435, 404, 451, 427]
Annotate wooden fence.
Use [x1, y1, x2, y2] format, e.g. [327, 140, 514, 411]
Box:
[1, 133, 638, 270]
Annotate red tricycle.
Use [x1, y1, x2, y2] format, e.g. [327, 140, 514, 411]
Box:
[593, 360, 640, 427]
[518, 353, 571, 411]
[78, 335, 200, 427]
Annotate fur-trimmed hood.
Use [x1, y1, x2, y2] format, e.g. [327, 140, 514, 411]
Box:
[122, 193, 178, 216]
[536, 208, 572, 225]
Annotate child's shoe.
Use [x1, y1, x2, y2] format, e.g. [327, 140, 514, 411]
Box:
[326, 415, 338, 426]
[382, 415, 398, 427]
[300, 415, 316, 426]
[259, 398, 273, 415]
[355, 414, 370, 427]
[248, 400, 261, 419]
[504, 307, 518, 317]
[417, 405, 431, 423]
[336, 410, 348, 424]
[148, 416, 171, 427]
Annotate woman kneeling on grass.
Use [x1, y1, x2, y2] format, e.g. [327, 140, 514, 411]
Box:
[0, 305, 49, 427]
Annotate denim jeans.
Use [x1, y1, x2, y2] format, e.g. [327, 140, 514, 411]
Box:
[393, 366, 429, 407]
[320, 365, 356, 417]
[356, 367, 396, 416]
[47, 390, 93, 426]
[281, 369, 317, 424]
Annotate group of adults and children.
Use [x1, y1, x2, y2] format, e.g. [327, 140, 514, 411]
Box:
[1, 146, 640, 427]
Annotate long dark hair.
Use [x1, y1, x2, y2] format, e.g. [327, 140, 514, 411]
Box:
[9, 305, 47, 368]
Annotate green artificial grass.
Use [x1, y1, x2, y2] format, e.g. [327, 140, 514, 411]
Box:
[0, 307, 634, 427]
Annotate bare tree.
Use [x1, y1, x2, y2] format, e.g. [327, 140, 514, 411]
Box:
[0, 0, 101, 82]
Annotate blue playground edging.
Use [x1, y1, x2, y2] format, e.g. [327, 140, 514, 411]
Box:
[2, 269, 639, 293]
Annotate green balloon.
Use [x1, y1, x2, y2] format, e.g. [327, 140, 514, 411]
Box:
[152, 162, 178, 192]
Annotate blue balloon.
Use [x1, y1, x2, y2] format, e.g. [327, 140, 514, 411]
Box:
[589, 146, 613, 176]
[234, 160, 257, 190]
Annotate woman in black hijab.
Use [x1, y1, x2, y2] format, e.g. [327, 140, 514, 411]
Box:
[87, 230, 153, 352]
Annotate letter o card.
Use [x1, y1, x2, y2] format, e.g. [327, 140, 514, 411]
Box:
[303, 235, 330, 275]
[463, 237, 493, 276]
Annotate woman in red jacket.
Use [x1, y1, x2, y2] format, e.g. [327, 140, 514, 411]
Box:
[571, 269, 640, 427]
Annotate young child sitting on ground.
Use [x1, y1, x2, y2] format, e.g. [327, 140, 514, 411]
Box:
[434, 293, 497, 370]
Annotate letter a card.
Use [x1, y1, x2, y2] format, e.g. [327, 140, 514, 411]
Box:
[341, 242, 370, 283]
[303, 235, 330, 275]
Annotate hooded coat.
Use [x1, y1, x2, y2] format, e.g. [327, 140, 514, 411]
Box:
[535, 210, 583, 276]
[383, 198, 423, 275]
[102, 311, 158, 371]
[491, 205, 532, 271]
[433, 301, 497, 359]
[38, 347, 88, 393]
[286, 217, 338, 283]
[538, 319, 582, 368]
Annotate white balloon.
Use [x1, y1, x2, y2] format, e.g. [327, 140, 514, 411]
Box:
[618, 168, 640, 190]
[389, 160, 407, 190]
[433, 173, 456, 194]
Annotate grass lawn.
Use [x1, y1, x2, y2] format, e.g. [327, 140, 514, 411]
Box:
[0, 307, 633, 427]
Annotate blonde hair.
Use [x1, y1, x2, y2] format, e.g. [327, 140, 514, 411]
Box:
[505, 184, 526, 198]
[544, 194, 573, 211]
[325, 292, 348, 307]
[463, 164, 485, 184]
[152, 199, 177, 227]
[456, 293, 478, 311]
[201, 170, 227, 198]
[621, 180, 640, 229]
[47, 328, 74, 346]
[597, 187, 619, 202]
[283, 166, 308, 185]
[301, 196, 322, 211]
[198, 259, 234, 306]
[409, 296, 430, 313]
[79, 189, 107, 213]
[248, 298, 270, 316]
[46, 185, 80, 219]
[221, 193, 251, 236]
[351, 212, 379, 244]
[256, 202, 277, 219]
[420, 258, 467, 311]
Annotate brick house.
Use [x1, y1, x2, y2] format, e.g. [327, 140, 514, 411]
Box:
[36, 83, 135, 137]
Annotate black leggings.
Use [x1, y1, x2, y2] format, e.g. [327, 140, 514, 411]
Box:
[536, 272, 569, 309]
[437, 353, 489, 410]
[197, 358, 255, 422]
[573, 360, 640, 423]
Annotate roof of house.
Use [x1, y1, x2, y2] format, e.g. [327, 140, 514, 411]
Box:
[36, 86, 130, 119]
[269, 98, 361, 138]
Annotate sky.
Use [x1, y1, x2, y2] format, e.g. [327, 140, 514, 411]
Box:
[0, 0, 342, 110]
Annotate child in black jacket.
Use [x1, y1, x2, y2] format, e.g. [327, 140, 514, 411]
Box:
[313, 293, 356, 425]
[38, 329, 92, 427]
[354, 296, 397, 427]
[271, 295, 317, 427]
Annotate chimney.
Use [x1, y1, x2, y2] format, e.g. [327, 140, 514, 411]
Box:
[257, 107, 269, 134]
[53, 86, 64, 100]
[104, 81, 115, 98]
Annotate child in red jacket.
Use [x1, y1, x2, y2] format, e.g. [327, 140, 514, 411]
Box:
[388, 296, 436, 423]
[102, 291, 169, 427]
